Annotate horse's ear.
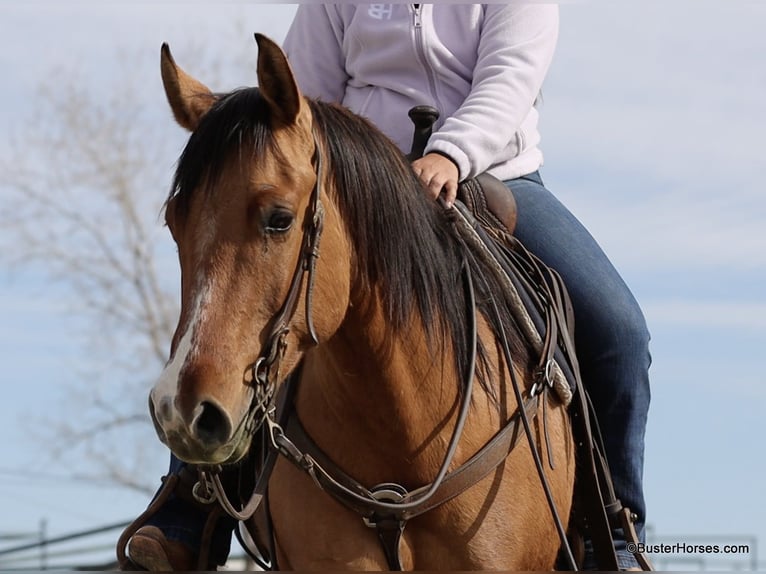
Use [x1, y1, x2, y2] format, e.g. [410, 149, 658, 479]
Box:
[160, 43, 217, 132]
[254, 33, 308, 128]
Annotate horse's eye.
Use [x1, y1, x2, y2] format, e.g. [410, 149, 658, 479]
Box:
[265, 209, 295, 234]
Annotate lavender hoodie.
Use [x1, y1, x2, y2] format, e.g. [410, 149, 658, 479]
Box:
[283, 4, 559, 181]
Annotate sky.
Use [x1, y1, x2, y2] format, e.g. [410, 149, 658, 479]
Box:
[1, 2, 765, 571]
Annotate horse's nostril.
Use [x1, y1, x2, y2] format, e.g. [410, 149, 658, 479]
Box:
[193, 401, 232, 447]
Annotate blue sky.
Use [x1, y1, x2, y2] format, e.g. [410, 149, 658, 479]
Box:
[1, 2, 764, 570]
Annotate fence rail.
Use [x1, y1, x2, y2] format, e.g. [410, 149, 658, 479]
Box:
[0, 521, 128, 571]
[0, 520, 254, 571]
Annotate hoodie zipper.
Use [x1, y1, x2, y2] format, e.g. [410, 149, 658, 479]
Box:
[412, 4, 441, 114]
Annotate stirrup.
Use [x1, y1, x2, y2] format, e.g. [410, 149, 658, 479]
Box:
[127, 525, 195, 571]
[616, 507, 654, 571]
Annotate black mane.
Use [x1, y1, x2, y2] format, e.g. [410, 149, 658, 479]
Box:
[168, 88, 531, 396]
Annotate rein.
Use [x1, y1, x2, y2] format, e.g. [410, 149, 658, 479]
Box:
[189, 133, 577, 570]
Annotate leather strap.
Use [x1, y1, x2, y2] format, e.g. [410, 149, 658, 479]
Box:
[264, 262, 483, 527]
[569, 379, 620, 571]
[449, 201, 582, 569]
[280, 392, 539, 522]
[375, 519, 406, 570]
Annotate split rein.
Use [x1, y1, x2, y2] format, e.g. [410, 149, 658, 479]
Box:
[187, 132, 576, 569]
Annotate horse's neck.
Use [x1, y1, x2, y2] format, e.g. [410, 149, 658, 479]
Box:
[295, 299, 462, 486]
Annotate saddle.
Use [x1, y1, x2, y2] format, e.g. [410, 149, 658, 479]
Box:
[458, 173, 517, 235]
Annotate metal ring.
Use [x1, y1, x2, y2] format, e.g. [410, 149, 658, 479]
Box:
[542, 358, 554, 387]
[192, 478, 217, 504]
[251, 357, 268, 386]
[370, 482, 408, 503]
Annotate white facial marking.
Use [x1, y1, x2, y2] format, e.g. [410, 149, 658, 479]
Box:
[150, 279, 210, 432]
[150, 212, 218, 436]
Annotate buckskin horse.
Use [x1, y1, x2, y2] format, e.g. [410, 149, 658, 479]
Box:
[138, 34, 598, 571]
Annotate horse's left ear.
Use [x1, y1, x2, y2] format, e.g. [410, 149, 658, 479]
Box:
[255, 33, 308, 128]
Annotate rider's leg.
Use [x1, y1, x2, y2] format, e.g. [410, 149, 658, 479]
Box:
[507, 171, 651, 570]
[128, 453, 236, 569]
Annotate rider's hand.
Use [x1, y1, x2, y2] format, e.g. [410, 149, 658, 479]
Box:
[412, 152, 459, 208]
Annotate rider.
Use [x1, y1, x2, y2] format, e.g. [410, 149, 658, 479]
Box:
[125, 5, 651, 571]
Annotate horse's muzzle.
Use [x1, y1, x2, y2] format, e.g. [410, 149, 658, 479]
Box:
[148, 390, 251, 465]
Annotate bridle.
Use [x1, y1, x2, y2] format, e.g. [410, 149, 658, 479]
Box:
[193, 129, 486, 522]
[243, 132, 326, 434]
[192, 130, 326, 518]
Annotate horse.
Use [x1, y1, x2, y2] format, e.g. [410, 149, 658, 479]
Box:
[148, 34, 576, 570]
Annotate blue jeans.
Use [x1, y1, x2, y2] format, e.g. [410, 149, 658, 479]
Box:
[508, 171, 651, 569]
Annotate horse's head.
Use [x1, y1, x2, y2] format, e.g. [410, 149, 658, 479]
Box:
[149, 35, 351, 465]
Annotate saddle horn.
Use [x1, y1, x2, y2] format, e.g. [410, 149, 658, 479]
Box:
[407, 105, 440, 161]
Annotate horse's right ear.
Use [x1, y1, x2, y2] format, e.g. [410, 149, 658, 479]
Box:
[254, 33, 309, 130]
[160, 43, 217, 131]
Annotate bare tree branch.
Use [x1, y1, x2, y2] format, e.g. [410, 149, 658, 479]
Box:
[0, 53, 182, 492]
[1, 37, 251, 494]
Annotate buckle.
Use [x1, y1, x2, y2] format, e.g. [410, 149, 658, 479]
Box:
[530, 358, 555, 397]
[363, 483, 408, 528]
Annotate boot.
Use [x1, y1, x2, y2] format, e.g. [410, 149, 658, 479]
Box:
[127, 525, 198, 571]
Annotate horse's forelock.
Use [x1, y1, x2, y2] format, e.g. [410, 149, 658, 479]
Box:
[168, 88, 282, 218]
